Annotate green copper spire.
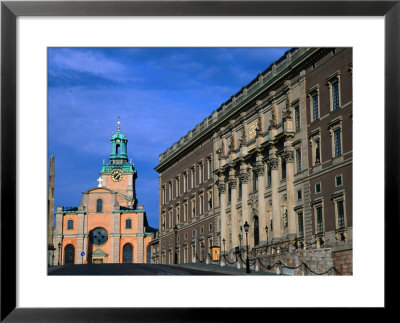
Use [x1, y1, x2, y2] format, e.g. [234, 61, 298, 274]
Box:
[110, 117, 128, 162]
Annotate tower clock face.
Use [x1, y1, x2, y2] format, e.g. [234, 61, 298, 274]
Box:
[90, 228, 108, 245]
[111, 169, 123, 182]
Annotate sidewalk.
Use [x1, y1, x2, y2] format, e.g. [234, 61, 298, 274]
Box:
[176, 262, 278, 275]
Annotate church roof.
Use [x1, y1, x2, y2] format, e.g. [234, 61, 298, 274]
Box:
[111, 130, 127, 141]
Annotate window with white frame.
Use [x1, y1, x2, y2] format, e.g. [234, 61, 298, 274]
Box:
[208, 158, 212, 179]
[176, 177, 180, 197]
[334, 128, 342, 157]
[200, 163, 204, 184]
[327, 71, 341, 111]
[168, 210, 172, 228]
[208, 190, 213, 210]
[329, 119, 343, 159]
[162, 186, 166, 205]
[184, 173, 188, 192]
[200, 195, 204, 214]
[183, 203, 188, 221]
[191, 168, 195, 188]
[168, 182, 172, 201]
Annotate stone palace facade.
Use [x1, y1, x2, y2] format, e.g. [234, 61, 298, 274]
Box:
[153, 48, 352, 275]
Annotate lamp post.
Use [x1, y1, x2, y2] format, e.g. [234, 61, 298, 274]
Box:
[173, 225, 178, 264]
[239, 234, 242, 259]
[222, 238, 226, 256]
[57, 242, 62, 265]
[265, 225, 269, 252]
[243, 221, 250, 273]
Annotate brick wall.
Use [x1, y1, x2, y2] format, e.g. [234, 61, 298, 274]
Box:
[332, 249, 353, 275]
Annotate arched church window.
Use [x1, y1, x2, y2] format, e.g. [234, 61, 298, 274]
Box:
[67, 219, 73, 230]
[126, 219, 132, 229]
[96, 199, 103, 213]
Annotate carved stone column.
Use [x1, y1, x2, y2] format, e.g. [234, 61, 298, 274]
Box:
[283, 149, 296, 238]
[239, 163, 250, 229]
[218, 176, 227, 247]
[255, 155, 267, 243]
[229, 170, 239, 250]
[267, 156, 281, 242]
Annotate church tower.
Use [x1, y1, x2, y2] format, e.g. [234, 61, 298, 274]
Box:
[53, 119, 155, 265]
[99, 119, 137, 208]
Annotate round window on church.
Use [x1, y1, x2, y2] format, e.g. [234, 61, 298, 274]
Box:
[89, 227, 108, 246]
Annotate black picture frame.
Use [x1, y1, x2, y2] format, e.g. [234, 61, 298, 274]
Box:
[1, 1, 398, 321]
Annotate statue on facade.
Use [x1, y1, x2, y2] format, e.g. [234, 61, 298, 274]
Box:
[229, 135, 235, 152]
[269, 107, 277, 127]
[284, 99, 292, 119]
[315, 140, 320, 164]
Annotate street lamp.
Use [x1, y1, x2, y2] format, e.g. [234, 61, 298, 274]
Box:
[239, 234, 242, 259]
[222, 238, 226, 256]
[58, 242, 61, 265]
[265, 225, 269, 244]
[173, 225, 178, 264]
[243, 221, 250, 273]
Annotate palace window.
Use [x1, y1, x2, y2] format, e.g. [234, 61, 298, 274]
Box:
[67, 219, 73, 230]
[252, 169, 258, 192]
[184, 173, 188, 192]
[208, 190, 213, 210]
[176, 206, 180, 224]
[332, 81, 340, 110]
[208, 158, 212, 179]
[168, 211, 172, 228]
[267, 167, 271, 186]
[312, 93, 319, 121]
[334, 128, 342, 157]
[315, 182, 321, 194]
[337, 200, 345, 229]
[298, 212, 304, 238]
[168, 182, 172, 201]
[96, 199, 103, 213]
[294, 105, 300, 131]
[183, 203, 188, 222]
[297, 189, 302, 201]
[176, 177, 180, 197]
[200, 195, 204, 214]
[162, 186, 166, 204]
[281, 158, 286, 180]
[191, 168, 196, 188]
[200, 226, 204, 234]
[192, 229, 197, 237]
[209, 223, 213, 231]
[295, 148, 302, 173]
[200, 163, 204, 184]
[327, 71, 341, 111]
[126, 218, 132, 229]
[336, 175, 343, 187]
[316, 206, 323, 234]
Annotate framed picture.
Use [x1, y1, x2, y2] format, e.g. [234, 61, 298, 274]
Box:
[1, 0, 397, 320]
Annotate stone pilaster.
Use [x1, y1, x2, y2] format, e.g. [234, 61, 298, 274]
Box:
[137, 213, 144, 263]
[239, 163, 250, 229]
[267, 156, 281, 242]
[218, 177, 227, 247]
[110, 212, 121, 263]
[255, 156, 267, 243]
[229, 171, 239, 250]
[283, 149, 296, 238]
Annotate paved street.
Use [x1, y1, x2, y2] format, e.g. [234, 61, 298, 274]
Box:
[48, 263, 277, 275]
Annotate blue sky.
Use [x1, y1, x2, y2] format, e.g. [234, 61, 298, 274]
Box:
[48, 47, 289, 228]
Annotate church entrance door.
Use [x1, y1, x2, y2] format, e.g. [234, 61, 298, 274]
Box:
[123, 243, 133, 263]
[64, 244, 75, 265]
